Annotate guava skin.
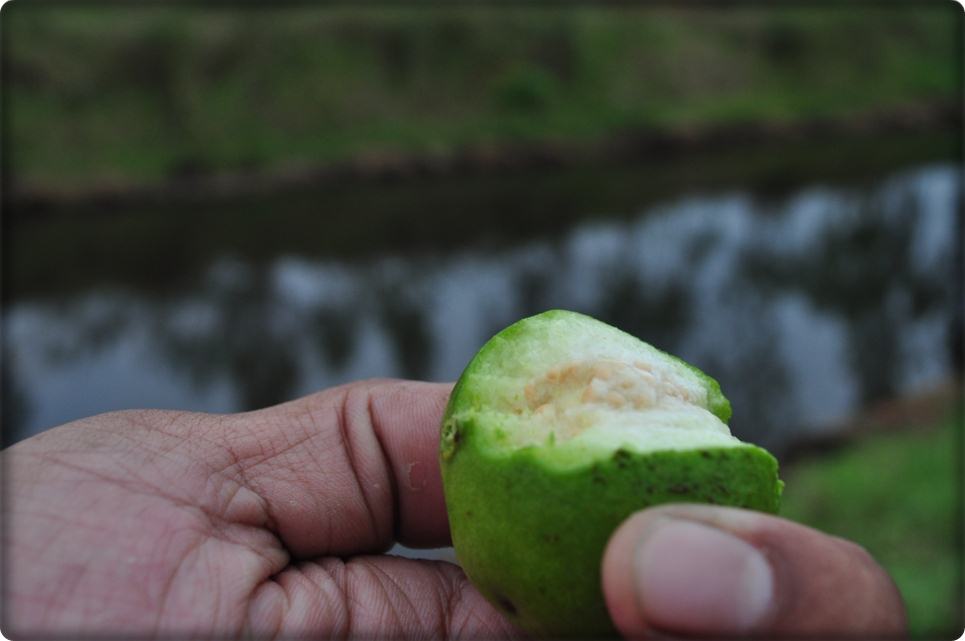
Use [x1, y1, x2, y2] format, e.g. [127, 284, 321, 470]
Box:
[440, 310, 783, 638]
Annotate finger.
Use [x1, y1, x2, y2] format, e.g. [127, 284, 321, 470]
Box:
[213, 379, 453, 558]
[602, 504, 906, 638]
[245, 556, 521, 639]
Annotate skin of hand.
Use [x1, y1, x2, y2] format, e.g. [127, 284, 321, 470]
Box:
[3, 379, 906, 639]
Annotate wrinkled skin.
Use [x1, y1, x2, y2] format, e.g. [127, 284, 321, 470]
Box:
[4, 381, 518, 639]
[3, 379, 905, 639]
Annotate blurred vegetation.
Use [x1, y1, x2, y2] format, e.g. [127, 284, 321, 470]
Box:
[4, 4, 960, 193]
[781, 402, 963, 639]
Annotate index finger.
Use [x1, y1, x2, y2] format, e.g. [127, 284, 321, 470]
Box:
[216, 379, 453, 559]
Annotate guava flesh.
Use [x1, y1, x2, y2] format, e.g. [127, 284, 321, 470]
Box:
[440, 310, 783, 638]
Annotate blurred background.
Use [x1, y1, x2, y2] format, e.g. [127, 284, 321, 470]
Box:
[2, 3, 962, 637]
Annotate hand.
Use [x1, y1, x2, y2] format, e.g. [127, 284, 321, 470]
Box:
[602, 504, 907, 638]
[4, 380, 519, 638]
[4, 379, 906, 639]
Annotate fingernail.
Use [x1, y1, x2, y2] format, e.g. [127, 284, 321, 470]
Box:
[633, 518, 774, 634]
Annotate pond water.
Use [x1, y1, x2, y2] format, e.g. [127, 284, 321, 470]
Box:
[3, 136, 961, 454]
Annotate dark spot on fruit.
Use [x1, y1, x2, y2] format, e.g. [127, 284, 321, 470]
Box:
[542, 533, 561, 544]
[465, 510, 473, 518]
[496, 594, 517, 616]
[700, 451, 711, 459]
[440, 421, 461, 461]
[669, 483, 691, 494]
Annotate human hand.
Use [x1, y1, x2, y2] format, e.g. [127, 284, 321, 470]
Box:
[4, 379, 906, 639]
[4, 380, 518, 638]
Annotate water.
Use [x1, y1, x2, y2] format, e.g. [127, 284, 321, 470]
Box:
[3, 149, 961, 453]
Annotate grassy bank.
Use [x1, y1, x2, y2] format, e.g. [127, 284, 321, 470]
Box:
[4, 4, 960, 195]
[780, 400, 963, 638]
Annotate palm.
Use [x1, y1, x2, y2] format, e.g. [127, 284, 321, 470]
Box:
[5, 382, 517, 638]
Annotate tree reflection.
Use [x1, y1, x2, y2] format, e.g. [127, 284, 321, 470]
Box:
[3, 165, 958, 446]
[949, 188, 964, 376]
[597, 271, 690, 355]
[2, 348, 30, 446]
[36, 296, 135, 366]
[153, 262, 300, 411]
[694, 310, 791, 450]
[313, 306, 358, 372]
[515, 264, 553, 317]
[739, 178, 956, 405]
[378, 279, 432, 381]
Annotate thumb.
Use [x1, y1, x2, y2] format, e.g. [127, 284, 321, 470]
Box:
[601, 504, 906, 638]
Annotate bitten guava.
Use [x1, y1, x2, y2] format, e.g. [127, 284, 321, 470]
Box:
[439, 310, 782, 638]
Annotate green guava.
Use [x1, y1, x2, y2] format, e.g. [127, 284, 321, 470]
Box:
[439, 309, 783, 638]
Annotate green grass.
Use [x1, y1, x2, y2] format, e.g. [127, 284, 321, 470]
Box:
[780, 405, 963, 639]
[3, 4, 960, 193]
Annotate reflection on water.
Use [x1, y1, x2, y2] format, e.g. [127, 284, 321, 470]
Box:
[4, 164, 960, 451]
